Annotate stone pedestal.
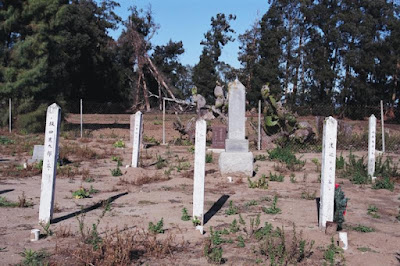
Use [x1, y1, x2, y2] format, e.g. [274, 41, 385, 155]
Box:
[219, 79, 253, 176]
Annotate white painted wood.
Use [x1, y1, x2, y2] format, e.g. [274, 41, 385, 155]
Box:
[131, 111, 143, 167]
[39, 103, 61, 224]
[380, 100, 385, 153]
[162, 98, 166, 145]
[319, 116, 337, 228]
[368, 114, 377, 180]
[193, 119, 206, 230]
[258, 100, 261, 151]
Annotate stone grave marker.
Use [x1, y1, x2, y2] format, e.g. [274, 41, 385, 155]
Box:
[131, 111, 143, 168]
[368, 114, 376, 180]
[28, 145, 44, 164]
[211, 126, 226, 149]
[319, 116, 337, 228]
[219, 79, 253, 176]
[193, 119, 206, 234]
[39, 103, 61, 224]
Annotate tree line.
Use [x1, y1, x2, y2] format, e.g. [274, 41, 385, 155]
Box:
[1, 0, 399, 131]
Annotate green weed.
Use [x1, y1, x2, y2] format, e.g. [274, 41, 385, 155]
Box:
[248, 175, 268, 189]
[181, 207, 190, 221]
[262, 195, 281, 214]
[225, 201, 239, 215]
[148, 218, 165, 234]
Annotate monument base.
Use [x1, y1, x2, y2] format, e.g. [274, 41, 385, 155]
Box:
[219, 151, 253, 176]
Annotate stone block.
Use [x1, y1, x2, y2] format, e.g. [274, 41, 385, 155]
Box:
[219, 151, 253, 176]
[225, 139, 249, 152]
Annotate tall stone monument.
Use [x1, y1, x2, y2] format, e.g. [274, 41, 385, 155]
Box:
[219, 79, 253, 176]
[39, 103, 61, 224]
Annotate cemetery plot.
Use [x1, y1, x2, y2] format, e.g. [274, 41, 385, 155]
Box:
[0, 113, 400, 265]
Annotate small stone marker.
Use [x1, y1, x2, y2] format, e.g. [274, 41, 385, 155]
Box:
[211, 126, 226, 149]
[193, 119, 206, 234]
[30, 229, 40, 241]
[219, 79, 253, 176]
[28, 145, 44, 163]
[368, 115, 376, 180]
[319, 116, 337, 228]
[39, 103, 61, 224]
[131, 111, 143, 168]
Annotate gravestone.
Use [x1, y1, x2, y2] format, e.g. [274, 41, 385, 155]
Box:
[368, 114, 376, 180]
[131, 111, 143, 168]
[211, 126, 226, 149]
[39, 103, 61, 224]
[193, 119, 206, 234]
[319, 116, 337, 228]
[28, 145, 44, 164]
[130, 114, 135, 145]
[219, 79, 253, 176]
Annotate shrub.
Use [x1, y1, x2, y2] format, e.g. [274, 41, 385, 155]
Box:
[336, 153, 345, 170]
[262, 195, 281, 214]
[353, 224, 375, 233]
[205, 153, 213, 163]
[268, 146, 305, 171]
[334, 185, 348, 230]
[148, 218, 165, 234]
[367, 205, 380, 218]
[110, 167, 122, 177]
[248, 175, 268, 189]
[181, 208, 190, 221]
[113, 139, 125, 148]
[225, 201, 239, 215]
[20, 249, 49, 265]
[269, 172, 284, 182]
[372, 176, 394, 191]
[340, 152, 370, 184]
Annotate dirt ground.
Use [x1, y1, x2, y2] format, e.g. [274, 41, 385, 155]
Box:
[0, 113, 400, 265]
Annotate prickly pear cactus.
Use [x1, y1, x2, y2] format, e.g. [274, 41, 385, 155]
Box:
[261, 83, 297, 136]
[334, 185, 348, 231]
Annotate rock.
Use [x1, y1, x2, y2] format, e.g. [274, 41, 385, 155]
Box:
[214, 85, 224, 97]
[298, 121, 312, 129]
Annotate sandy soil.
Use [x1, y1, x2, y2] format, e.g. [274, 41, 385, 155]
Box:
[0, 113, 400, 265]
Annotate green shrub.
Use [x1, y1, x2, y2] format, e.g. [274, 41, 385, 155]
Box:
[269, 172, 284, 182]
[20, 248, 49, 265]
[334, 185, 348, 230]
[206, 153, 213, 163]
[353, 224, 375, 233]
[336, 153, 345, 170]
[372, 176, 394, 191]
[15, 103, 48, 133]
[148, 218, 165, 234]
[248, 175, 268, 189]
[340, 152, 370, 184]
[110, 167, 122, 177]
[268, 146, 305, 170]
[262, 195, 281, 214]
[225, 201, 239, 215]
[113, 139, 125, 148]
[181, 207, 190, 221]
[367, 205, 380, 218]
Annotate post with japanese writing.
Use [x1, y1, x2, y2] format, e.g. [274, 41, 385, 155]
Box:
[131, 111, 143, 168]
[319, 116, 337, 228]
[368, 114, 376, 181]
[39, 103, 61, 224]
[193, 119, 206, 234]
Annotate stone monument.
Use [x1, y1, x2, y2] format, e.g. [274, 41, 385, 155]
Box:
[219, 79, 253, 176]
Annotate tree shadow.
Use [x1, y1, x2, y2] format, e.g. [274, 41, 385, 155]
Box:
[51, 192, 128, 224]
[203, 194, 230, 225]
[64, 123, 129, 131]
[0, 189, 14, 195]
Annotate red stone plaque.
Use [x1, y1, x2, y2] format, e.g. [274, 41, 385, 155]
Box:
[211, 126, 227, 149]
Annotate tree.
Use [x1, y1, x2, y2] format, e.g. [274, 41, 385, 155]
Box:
[192, 13, 236, 103]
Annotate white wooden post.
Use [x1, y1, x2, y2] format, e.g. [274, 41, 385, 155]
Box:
[380, 100, 385, 153]
[319, 116, 337, 228]
[162, 98, 166, 145]
[193, 119, 206, 234]
[39, 103, 61, 224]
[368, 115, 376, 180]
[258, 100, 261, 151]
[131, 111, 143, 167]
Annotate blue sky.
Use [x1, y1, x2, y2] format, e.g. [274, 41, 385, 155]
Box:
[107, 0, 270, 68]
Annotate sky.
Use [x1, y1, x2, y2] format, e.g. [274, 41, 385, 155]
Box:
[107, 0, 270, 68]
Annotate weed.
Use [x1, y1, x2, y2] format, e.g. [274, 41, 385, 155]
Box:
[0, 193, 32, 208]
[367, 205, 380, 218]
[269, 172, 284, 182]
[111, 156, 123, 167]
[374, 156, 399, 178]
[353, 224, 375, 233]
[301, 190, 316, 200]
[148, 218, 165, 234]
[324, 237, 343, 266]
[181, 208, 190, 221]
[20, 249, 48, 265]
[192, 216, 201, 226]
[248, 175, 268, 189]
[290, 173, 296, 183]
[143, 135, 160, 145]
[245, 200, 258, 207]
[357, 247, 377, 253]
[225, 201, 239, 215]
[204, 239, 223, 264]
[113, 139, 125, 148]
[176, 161, 190, 172]
[72, 187, 91, 199]
[262, 195, 281, 214]
[268, 146, 305, 171]
[372, 176, 394, 191]
[311, 158, 321, 172]
[206, 152, 213, 163]
[340, 152, 370, 184]
[230, 219, 240, 233]
[156, 155, 167, 169]
[254, 154, 267, 161]
[110, 167, 122, 177]
[39, 221, 53, 236]
[187, 145, 195, 154]
[336, 153, 345, 170]
[237, 235, 245, 247]
[0, 136, 13, 145]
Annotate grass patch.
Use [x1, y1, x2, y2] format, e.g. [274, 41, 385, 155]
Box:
[0, 192, 33, 208]
[268, 146, 305, 171]
[352, 224, 375, 233]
